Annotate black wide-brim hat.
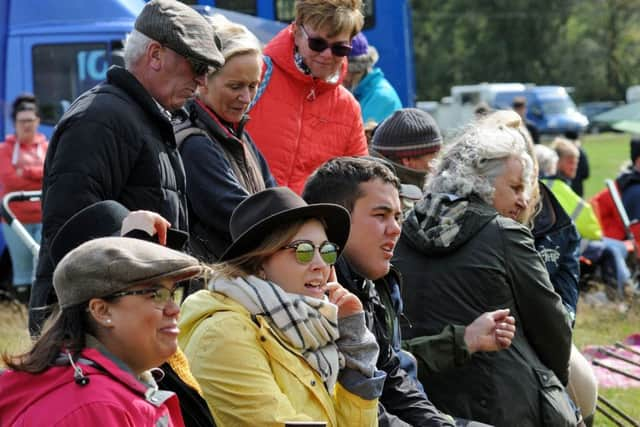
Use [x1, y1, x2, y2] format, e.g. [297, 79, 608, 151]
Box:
[219, 187, 351, 262]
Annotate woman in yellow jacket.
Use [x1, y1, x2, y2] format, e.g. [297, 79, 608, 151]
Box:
[179, 187, 384, 426]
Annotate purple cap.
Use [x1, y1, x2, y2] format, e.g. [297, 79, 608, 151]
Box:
[349, 32, 369, 58]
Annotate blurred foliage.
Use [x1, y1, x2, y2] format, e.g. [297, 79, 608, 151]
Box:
[410, 0, 640, 103]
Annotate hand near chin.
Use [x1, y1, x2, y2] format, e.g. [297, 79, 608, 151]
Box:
[464, 309, 516, 353]
[326, 267, 363, 319]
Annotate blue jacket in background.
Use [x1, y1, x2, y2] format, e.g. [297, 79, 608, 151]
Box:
[618, 168, 640, 221]
[353, 68, 402, 124]
[533, 181, 581, 323]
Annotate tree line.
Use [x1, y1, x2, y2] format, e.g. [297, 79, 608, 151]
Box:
[410, 0, 640, 103]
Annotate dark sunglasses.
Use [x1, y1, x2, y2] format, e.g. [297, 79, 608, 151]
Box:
[282, 240, 339, 265]
[164, 44, 211, 76]
[299, 24, 352, 57]
[104, 284, 185, 309]
[185, 56, 211, 77]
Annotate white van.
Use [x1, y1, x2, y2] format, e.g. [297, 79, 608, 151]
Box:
[423, 83, 526, 135]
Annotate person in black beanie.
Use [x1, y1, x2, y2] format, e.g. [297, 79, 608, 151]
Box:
[370, 108, 442, 190]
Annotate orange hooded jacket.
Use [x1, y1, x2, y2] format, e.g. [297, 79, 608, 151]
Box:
[247, 25, 368, 194]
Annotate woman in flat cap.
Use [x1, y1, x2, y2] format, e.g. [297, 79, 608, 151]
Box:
[179, 187, 385, 426]
[0, 237, 205, 426]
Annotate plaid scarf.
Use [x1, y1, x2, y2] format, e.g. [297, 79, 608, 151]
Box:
[210, 275, 342, 391]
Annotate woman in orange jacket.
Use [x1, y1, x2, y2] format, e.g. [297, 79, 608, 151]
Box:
[0, 94, 48, 299]
[247, 0, 369, 194]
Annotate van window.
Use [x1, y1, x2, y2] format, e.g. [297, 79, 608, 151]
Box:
[274, 0, 375, 29]
[540, 97, 576, 115]
[457, 92, 480, 105]
[215, 0, 257, 15]
[32, 43, 111, 125]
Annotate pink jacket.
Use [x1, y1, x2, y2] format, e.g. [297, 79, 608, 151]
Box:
[0, 347, 185, 427]
[247, 25, 368, 194]
[0, 133, 48, 223]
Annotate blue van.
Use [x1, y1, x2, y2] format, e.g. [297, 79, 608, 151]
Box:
[0, 0, 283, 285]
[492, 86, 589, 136]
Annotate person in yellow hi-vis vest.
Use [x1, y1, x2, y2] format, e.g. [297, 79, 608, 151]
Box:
[542, 141, 632, 298]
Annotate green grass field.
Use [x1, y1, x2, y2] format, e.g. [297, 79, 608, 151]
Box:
[581, 132, 633, 200]
[574, 132, 640, 426]
[1, 132, 638, 425]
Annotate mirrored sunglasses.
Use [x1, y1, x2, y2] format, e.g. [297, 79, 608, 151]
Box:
[300, 25, 352, 57]
[282, 240, 339, 265]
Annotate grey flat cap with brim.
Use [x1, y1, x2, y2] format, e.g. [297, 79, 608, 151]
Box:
[135, 0, 224, 69]
[53, 237, 203, 309]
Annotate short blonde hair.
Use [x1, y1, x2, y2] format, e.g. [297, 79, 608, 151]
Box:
[206, 14, 262, 75]
[551, 137, 579, 159]
[295, 0, 364, 38]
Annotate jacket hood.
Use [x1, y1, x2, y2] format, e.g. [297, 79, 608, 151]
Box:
[353, 67, 384, 99]
[532, 181, 573, 238]
[178, 288, 244, 346]
[401, 193, 497, 256]
[265, 25, 347, 95]
[0, 346, 156, 425]
[617, 167, 640, 192]
[4, 132, 48, 147]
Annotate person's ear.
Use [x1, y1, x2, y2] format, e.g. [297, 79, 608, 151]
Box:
[87, 298, 114, 328]
[147, 41, 163, 72]
[399, 157, 413, 168]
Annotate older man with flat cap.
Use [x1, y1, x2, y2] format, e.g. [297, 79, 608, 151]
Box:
[30, 0, 224, 334]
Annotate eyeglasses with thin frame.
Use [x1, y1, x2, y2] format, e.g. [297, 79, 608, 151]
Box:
[104, 284, 185, 309]
[282, 240, 339, 265]
[299, 24, 352, 57]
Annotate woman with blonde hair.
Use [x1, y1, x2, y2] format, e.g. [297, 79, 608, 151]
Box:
[179, 187, 384, 426]
[177, 14, 276, 262]
[246, 0, 369, 194]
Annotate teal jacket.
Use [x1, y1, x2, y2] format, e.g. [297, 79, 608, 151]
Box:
[353, 68, 402, 124]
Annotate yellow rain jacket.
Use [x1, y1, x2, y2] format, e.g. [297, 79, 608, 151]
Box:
[543, 178, 602, 240]
[178, 289, 378, 427]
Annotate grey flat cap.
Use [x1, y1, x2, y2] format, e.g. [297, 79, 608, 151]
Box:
[54, 237, 203, 309]
[135, 0, 224, 69]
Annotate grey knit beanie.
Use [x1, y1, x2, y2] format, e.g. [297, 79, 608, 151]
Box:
[371, 108, 442, 160]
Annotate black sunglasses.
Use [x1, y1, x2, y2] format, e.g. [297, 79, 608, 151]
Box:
[104, 284, 185, 309]
[185, 56, 211, 77]
[282, 240, 339, 265]
[163, 44, 211, 76]
[299, 24, 352, 57]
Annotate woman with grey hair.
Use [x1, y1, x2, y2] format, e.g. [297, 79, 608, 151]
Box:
[393, 113, 578, 426]
[534, 144, 560, 177]
[176, 14, 276, 263]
